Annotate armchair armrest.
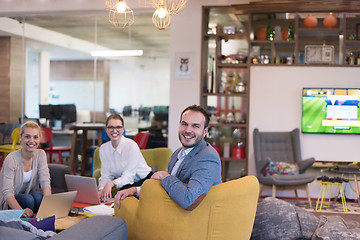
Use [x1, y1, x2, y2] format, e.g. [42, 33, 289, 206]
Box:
[114, 196, 139, 240]
[297, 157, 315, 174]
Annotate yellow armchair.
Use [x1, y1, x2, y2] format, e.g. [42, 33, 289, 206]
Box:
[114, 176, 259, 240]
[92, 147, 173, 183]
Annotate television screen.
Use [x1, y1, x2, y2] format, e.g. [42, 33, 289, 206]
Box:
[302, 88, 360, 134]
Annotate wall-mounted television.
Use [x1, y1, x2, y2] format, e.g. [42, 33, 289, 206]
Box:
[302, 88, 360, 134]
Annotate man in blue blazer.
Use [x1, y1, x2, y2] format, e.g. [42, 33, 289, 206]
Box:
[115, 105, 221, 210]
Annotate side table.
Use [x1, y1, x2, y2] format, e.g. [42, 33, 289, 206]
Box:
[315, 179, 348, 213]
[55, 214, 87, 231]
[333, 168, 360, 206]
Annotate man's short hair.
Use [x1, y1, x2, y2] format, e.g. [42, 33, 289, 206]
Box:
[180, 105, 210, 128]
[106, 114, 124, 127]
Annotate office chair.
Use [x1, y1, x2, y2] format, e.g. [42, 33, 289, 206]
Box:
[133, 131, 150, 149]
[40, 127, 75, 174]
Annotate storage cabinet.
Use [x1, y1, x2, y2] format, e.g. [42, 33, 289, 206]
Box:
[201, 2, 360, 181]
[201, 8, 249, 181]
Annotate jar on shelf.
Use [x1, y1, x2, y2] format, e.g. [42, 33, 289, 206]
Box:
[225, 72, 235, 93]
[232, 128, 245, 159]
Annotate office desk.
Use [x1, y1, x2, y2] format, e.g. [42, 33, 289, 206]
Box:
[69, 124, 105, 176]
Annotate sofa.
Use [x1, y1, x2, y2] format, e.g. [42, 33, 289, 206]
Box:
[115, 176, 259, 240]
[0, 215, 127, 240]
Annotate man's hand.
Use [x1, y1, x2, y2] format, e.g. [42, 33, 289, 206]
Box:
[99, 181, 115, 202]
[21, 208, 34, 218]
[114, 187, 137, 209]
[151, 171, 170, 181]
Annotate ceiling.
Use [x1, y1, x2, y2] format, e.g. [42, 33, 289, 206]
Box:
[8, 10, 170, 61]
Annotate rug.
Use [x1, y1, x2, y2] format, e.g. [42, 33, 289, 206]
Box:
[280, 198, 360, 224]
[286, 198, 360, 214]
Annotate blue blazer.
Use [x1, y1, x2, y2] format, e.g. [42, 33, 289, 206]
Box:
[161, 140, 222, 209]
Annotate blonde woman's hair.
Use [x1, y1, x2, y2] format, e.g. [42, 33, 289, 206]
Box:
[21, 121, 41, 136]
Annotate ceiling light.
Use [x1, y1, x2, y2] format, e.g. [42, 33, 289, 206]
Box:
[91, 50, 144, 57]
[105, 0, 188, 29]
[108, 1, 134, 28]
[152, 3, 171, 30]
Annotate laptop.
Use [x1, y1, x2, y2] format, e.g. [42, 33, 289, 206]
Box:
[65, 175, 114, 207]
[36, 191, 77, 219]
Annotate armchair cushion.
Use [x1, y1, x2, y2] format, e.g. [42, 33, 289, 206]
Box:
[297, 157, 315, 174]
[115, 176, 259, 240]
[263, 161, 299, 176]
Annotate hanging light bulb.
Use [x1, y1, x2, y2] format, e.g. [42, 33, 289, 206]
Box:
[157, 7, 167, 18]
[152, 4, 171, 30]
[108, 0, 134, 28]
[116, 1, 127, 12]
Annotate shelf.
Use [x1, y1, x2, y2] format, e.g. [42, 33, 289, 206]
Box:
[205, 33, 248, 40]
[209, 123, 247, 128]
[251, 40, 296, 44]
[298, 27, 342, 36]
[218, 63, 248, 68]
[345, 40, 360, 46]
[202, 93, 248, 97]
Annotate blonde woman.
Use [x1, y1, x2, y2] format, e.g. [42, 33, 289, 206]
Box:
[0, 121, 51, 218]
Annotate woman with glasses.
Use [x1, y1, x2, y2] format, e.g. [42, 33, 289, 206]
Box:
[98, 114, 152, 202]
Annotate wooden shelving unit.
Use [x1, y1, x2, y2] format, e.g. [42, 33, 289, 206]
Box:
[201, 1, 360, 181]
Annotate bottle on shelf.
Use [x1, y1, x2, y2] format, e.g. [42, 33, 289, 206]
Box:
[267, 22, 274, 40]
[349, 52, 354, 65]
[287, 21, 294, 40]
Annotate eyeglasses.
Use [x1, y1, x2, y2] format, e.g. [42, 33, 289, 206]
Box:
[106, 126, 123, 130]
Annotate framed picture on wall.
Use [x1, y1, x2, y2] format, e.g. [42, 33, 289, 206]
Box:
[305, 45, 334, 64]
[174, 52, 195, 80]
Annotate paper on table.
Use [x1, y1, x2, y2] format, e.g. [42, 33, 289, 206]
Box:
[83, 204, 114, 216]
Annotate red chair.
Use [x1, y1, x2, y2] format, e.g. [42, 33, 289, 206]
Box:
[40, 127, 76, 174]
[133, 131, 150, 149]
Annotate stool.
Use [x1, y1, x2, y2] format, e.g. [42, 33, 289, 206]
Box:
[334, 172, 360, 206]
[315, 180, 348, 213]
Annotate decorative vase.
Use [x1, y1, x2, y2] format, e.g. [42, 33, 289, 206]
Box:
[281, 28, 288, 40]
[256, 27, 267, 40]
[323, 13, 337, 29]
[304, 13, 318, 29]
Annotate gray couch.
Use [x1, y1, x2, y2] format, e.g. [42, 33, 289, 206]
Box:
[0, 215, 127, 240]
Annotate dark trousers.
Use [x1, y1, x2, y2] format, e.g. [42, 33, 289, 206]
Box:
[120, 172, 154, 190]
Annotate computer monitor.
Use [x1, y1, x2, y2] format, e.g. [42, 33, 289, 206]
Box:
[39, 104, 77, 128]
[60, 104, 77, 123]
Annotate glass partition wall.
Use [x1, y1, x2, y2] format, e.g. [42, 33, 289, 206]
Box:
[0, 12, 170, 128]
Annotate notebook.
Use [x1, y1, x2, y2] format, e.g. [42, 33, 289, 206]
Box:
[65, 174, 114, 207]
[36, 191, 77, 219]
